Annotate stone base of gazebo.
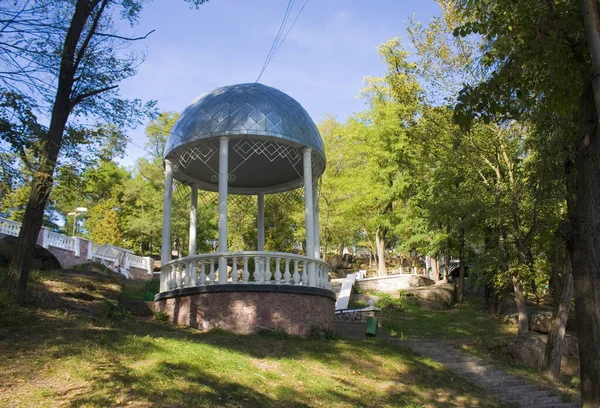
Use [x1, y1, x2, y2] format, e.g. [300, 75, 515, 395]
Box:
[154, 285, 336, 335]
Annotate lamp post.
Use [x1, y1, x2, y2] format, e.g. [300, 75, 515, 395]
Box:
[68, 206, 87, 236]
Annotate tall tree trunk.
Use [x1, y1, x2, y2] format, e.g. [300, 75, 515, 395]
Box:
[4, 0, 107, 303]
[441, 253, 448, 283]
[431, 256, 440, 282]
[512, 277, 529, 335]
[578, 3, 600, 404]
[551, 234, 564, 306]
[2, 0, 101, 303]
[457, 228, 466, 303]
[542, 249, 574, 381]
[485, 283, 499, 316]
[375, 227, 387, 276]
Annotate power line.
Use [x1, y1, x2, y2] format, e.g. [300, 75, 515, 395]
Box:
[256, 0, 309, 83]
[265, 0, 309, 71]
[256, 0, 295, 83]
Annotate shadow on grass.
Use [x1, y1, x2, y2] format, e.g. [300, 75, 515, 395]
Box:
[0, 313, 512, 407]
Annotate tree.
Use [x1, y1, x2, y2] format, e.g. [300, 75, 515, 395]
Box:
[1, 0, 207, 304]
[452, 0, 600, 403]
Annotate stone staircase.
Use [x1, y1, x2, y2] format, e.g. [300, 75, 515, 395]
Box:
[331, 279, 578, 408]
[393, 340, 578, 408]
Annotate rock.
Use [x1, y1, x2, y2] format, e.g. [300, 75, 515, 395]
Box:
[500, 309, 577, 334]
[352, 293, 381, 305]
[403, 283, 456, 310]
[530, 311, 553, 333]
[0, 236, 61, 270]
[504, 333, 579, 374]
[327, 255, 343, 269]
[407, 275, 434, 288]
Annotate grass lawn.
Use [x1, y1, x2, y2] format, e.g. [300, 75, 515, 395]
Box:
[0, 270, 512, 408]
[381, 297, 515, 340]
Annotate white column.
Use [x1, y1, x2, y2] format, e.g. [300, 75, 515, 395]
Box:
[257, 191, 265, 251]
[189, 184, 198, 256]
[303, 148, 316, 286]
[161, 159, 174, 292]
[218, 137, 229, 284]
[42, 228, 49, 249]
[313, 182, 320, 260]
[73, 236, 81, 257]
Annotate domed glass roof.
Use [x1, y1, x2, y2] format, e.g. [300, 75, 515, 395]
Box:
[164, 83, 326, 194]
[165, 83, 324, 157]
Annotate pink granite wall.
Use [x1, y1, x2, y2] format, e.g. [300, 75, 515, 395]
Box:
[156, 291, 335, 335]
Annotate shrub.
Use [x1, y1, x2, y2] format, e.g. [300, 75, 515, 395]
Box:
[152, 311, 169, 322]
[307, 325, 340, 340]
[257, 328, 291, 339]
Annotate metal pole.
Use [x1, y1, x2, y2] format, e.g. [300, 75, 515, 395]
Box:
[218, 137, 229, 284]
[160, 159, 174, 291]
[257, 191, 265, 251]
[313, 182, 320, 260]
[303, 148, 316, 286]
[189, 184, 198, 256]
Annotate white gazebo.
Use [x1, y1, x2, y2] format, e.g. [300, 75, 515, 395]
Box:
[155, 83, 335, 335]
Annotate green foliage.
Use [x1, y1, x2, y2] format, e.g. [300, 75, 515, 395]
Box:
[257, 327, 292, 340]
[374, 292, 406, 310]
[152, 311, 169, 322]
[121, 278, 159, 301]
[307, 325, 340, 340]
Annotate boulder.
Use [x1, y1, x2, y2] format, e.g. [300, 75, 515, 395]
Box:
[407, 275, 435, 288]
[0, 236, 61, 270]
[403, 283, 456, 310]
[504, 333, 579, 374]
[501, 309, 577, 334]
[530, 311, 553, 333]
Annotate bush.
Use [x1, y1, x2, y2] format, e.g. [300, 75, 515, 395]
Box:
[307, 325, 340, 340]
[373, 292, 405, 310]
[152, 311, 169, 322]
[121, 278, 159, 301]
[257, 328, 291, 339]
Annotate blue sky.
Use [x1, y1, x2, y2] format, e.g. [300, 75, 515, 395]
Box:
[117, 0, 441, 165]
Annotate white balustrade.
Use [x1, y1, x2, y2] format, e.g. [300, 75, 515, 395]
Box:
[0, 218, 21, 237]
[160, 251, 331, 293]
[47, 231, 75, 251]
[127, 253, 148, 269]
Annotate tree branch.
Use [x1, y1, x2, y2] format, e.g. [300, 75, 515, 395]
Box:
[94, 29, 155, 42]
[69, 84, 117, 109]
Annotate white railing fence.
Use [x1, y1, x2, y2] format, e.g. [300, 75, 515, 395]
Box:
[0, 216, 153, 278]
[160, 251, 331, 293]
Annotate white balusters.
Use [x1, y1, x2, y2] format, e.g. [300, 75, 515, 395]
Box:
[301, 261, 309, 285]
[190, 260, 197, 287]
[293, 259, 300, 284]
[253, 256, 262, 283]
[199, 260, 206, 285]
[274, 257, 282, 284]
[176, 263, 184, 288]
[284, 259, 291, 284]
[218, 256, 227, 283]
[242, 257, 250, 282]
[209, 258, 216, 284]
[232, 257, 238, 283]
[159, 252, 331, 293]
[264, 256, 272, 283]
